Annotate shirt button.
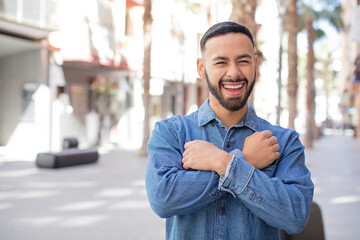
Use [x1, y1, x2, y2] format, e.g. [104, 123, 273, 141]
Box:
[220, 207, 226, 214]
[226, 143, 231, 148]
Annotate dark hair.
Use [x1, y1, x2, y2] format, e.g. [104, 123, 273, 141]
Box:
[200, 21, 254, 52]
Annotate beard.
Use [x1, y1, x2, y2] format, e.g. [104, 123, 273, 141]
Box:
[205, 70, 256, 112]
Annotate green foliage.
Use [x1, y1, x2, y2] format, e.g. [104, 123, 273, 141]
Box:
[315, 29, 325, 40]
[319, 5, 343, 32]
[298, 0, 343, 40]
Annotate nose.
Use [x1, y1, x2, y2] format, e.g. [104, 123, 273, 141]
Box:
[226, 63, 243, 80]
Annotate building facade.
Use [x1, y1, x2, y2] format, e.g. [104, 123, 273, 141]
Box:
[340, 0, 360, 138]
[0, 0, 211, 157]
[0, 0, 143, 158]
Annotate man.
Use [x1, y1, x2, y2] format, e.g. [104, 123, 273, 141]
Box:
[146, 21, 314, 240]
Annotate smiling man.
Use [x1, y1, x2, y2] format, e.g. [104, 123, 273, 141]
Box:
[146, 21, 314, 240]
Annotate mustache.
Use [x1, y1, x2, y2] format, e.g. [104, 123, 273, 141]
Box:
[218, 77, 248, 87]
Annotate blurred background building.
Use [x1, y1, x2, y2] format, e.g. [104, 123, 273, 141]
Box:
[0, 0, 58, 158]
[341, 0, 360, 138]
[0, 0, 141, 158]
[0, 0, 358, 159]
[0, 0, 209, 158]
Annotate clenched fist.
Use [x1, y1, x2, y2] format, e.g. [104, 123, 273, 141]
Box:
[242, 130, 280, 169]
[182, 140, 232, 175]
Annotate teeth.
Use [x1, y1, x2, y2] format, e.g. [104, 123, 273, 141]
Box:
[223, 84, 244, 89]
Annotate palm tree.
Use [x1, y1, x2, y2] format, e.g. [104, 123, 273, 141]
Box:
[318, 49, 337, 122]
[286, 0, 299, 130]
[299, 1, 343, 148]
[139, 0, 153, 156]
[274, 0, 290, 126]
[229, 0, 262, 106]
[304, 12, 316, 148]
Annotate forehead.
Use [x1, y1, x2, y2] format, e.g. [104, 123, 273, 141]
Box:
[202, 33, 254, 59]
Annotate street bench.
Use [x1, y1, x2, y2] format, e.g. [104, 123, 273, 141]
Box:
[36, 148, 99, 168]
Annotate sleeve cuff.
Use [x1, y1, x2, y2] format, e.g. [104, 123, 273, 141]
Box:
[222, 156, 234, 180]
[218, 149, 255, 197]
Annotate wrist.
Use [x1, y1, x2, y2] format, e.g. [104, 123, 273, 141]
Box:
[214, 152, 232, 178]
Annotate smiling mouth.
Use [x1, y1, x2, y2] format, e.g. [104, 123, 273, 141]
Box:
[222, 82, 245, 96]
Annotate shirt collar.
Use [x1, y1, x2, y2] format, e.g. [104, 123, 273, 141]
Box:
[198, 98, 260, 132]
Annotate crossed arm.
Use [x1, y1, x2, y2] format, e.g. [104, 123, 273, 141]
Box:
[182, 130, 280, 176]
[146, 123, 313, 234]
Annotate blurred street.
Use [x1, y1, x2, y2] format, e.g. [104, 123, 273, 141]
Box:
[0, 148, 165, 240]
[306, 134, 360, 240]
[0, 134, 360, 240]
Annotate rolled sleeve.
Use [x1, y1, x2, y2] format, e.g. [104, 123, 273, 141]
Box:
[219, 149, 255, 197]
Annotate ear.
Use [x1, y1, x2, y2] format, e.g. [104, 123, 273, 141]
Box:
[254, 55, 259, 76]
[197, 58, 205, 80]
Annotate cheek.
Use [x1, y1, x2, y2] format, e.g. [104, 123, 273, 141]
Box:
[208, 68, 226, 81]
[244, 67, 256, 79]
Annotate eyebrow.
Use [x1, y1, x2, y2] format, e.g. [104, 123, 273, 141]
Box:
[236, 54, 252, 59]
[211, 54, 252, 62]
[212, 56, 229, 62]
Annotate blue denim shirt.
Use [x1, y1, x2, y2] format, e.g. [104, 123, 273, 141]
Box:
[146, 99, 314, 240]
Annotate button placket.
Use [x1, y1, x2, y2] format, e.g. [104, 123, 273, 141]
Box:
[215, 197, 228, 240]
[220, 207, 226, 214]
[223, 129, 234, 150]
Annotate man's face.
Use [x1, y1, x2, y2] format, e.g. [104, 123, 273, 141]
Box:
[197, 33, 258, 112]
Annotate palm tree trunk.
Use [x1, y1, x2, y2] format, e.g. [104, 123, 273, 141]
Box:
[230, 0, 260, 107]
[305, 17, 316, 148]
[139, 0, 152, 156]
[323, 58, 330, 121]
[286, 0, 298, 129]
[230, 0, 259, 39]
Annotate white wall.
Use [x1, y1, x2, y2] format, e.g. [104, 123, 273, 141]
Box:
[0, 49, 50, 158]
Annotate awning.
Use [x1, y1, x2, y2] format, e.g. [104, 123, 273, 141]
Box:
[0, 16, 54, 40]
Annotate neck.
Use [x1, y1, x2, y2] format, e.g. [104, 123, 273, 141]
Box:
[209, 98, 248, 129]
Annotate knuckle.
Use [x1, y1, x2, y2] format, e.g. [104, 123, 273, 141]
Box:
[259, 132, 266, 139]
[264, 130, 272, 136]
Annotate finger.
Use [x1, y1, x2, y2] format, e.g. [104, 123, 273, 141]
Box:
[184, 140, 201, 149]
[274, 151, 280, 159]
[184, 141, 193, 149]
[182, 149, 190, 158]
[273, 143, 280, 152]
[262, 130, 272, 138]
[182, 156, 188, 164]
[183, 160, 191, 170]
[269, 136, 278, 145]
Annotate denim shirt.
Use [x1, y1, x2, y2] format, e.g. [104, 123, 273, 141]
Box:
[146, 99, 314, 240]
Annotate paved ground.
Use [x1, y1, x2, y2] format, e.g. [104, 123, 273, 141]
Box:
[0, 148, 165, 240]
[305, 135, 360, 240]
[0, 135, 359, 240]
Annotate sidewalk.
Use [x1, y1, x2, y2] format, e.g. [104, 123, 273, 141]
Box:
[0, 148, 165, 240]
[305, 135, 360, 240]
[0, 135, 359, 240]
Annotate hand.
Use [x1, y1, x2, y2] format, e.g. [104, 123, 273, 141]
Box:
[182, 140, 232, 175]
[242, 130, 280, 169]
